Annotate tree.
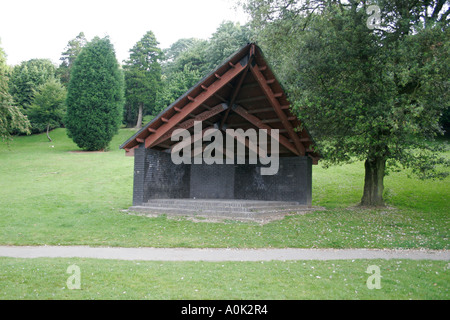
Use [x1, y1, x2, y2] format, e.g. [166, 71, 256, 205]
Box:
[206, 21, 254, 69]
[155, 39, 207, 116]
[123, 31, 163, 129]
[155, 65, 201, 115]
[163, 38, 199, 63]
[155, 24, 253, 115]
[28, 78, 66, 141]
[65, 36, 124, 151]
[0, 40, 30, 141]
[163, 38, 210, 77]
[442, 107, 450, 137]
[9, 59, 56, 113]
[162, 23, 253, 78]
[57, 32, 87, 86]
[242, 0, 449, 206]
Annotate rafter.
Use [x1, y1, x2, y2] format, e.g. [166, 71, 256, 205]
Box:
[152, 103, 229, 146]
[144, 59, 248, 149]
[249, 63, 306, 155]
[247, 107, 274, 114]
[233, 105, 300, 156]
[235, 95, 267, 104]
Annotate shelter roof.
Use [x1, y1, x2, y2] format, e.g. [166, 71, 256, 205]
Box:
[120, 43, 320, 164]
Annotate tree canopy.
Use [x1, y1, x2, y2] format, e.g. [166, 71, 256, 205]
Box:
[242, 0, 449, 205]
[65, 36, 124, 151]
[123, 31, 163, 128]
[2, 21, 255, 146]
[0, 40, 30, 142]
[154, 21, 253, 115]
[8, 58, 56, 113]
[57, 32, 87, 86]
[27, 78, 66, 140]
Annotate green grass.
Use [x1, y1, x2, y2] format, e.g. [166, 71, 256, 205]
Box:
[0, 257, 448, 300]
[0, 128, 448, 249]
[0, 129, 448, 300]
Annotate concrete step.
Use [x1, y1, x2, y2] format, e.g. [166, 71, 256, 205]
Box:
[146, 199, 301, 205]
[144, 199, 305, 212]
[129, 206, 309, 219]
[133, 205, 311, 214]
[140, 204, 310, 213]
[129, 199, 314, 220]
[130, 206, 259, 218]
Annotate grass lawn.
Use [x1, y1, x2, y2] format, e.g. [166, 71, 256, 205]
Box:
[1, 257, 448, 300]
[0, 129, 448, 300]
[0, 128, 448, 249]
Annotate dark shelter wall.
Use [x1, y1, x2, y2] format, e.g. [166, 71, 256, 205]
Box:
[132, 146, 312, 206]
[234, 157, 312, 204]
[190, 163, 235, 199]
[133, 146, 190, 205]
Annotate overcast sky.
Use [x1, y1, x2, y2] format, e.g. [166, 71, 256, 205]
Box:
[0, 0, 248, 66]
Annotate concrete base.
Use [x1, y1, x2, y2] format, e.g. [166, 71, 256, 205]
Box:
[128, 198, 315, 222]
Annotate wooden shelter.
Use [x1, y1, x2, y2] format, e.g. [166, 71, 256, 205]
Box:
[120, 43, 320, 207]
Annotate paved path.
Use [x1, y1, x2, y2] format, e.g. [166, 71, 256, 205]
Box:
[0, 246, 449, 261]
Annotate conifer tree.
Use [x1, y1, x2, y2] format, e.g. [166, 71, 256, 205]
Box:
[123, 31, 162, 129]
[65, 36, 124, 151]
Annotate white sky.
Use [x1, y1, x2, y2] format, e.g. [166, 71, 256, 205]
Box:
[0, 0, 249, 66]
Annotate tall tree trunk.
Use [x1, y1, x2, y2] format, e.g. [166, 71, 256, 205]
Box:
[360, 156, 386, 206]
[46, 124, 52, 142]
[135, 104, 143, 130]
[124, 106, 135, 128]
